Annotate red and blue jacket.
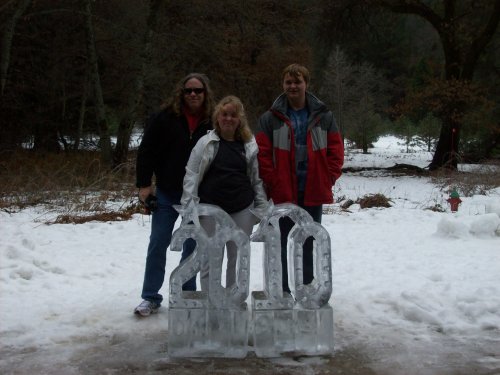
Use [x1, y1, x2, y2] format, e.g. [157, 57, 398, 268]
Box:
[256, 92, 344, 206]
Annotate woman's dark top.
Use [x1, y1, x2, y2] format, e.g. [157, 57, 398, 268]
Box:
[136, 108, 212, 192]
[198, 138, 254, 213]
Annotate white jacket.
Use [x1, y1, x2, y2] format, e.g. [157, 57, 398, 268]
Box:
[181, 129, 268, 216]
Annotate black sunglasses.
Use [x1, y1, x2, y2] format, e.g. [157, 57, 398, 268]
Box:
[183, 87, 205, 95]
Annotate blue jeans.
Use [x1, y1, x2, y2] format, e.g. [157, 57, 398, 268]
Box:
[279, 193, 322, 293]
[141, 188, 183, 305]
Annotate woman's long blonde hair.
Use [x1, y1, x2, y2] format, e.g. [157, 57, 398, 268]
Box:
[212, 95, 253, 142]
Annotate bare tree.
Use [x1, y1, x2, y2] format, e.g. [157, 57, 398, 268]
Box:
[83, 0, 112, 165]
[74, 68, 89, 151]
[113, 0, 164, 168]
[320, 46, 355, 144]
[1, 0, 32, 96]
[320, 47, 389, 152]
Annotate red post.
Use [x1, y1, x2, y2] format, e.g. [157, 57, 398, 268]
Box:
[447, 197, 462, 212]
[447, 189, 462, 212]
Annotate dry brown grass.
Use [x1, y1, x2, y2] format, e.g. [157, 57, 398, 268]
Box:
[326, 193, 393, 213]
[430, 160, 500, 197]
[2, 150, 497, 222]
[0, 150, 141, 223]
[358, 193, 392, 209]
[51, 205, 139, 224]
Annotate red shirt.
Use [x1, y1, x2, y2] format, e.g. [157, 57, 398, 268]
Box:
[183, 109, 202, 134]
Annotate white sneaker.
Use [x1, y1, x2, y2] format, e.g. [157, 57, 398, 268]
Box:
[134, 300, 160, 317]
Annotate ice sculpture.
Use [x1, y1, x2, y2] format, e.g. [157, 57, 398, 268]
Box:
[251, 201, 334, 357]
[167, 200, 333, 358]
[167, 201, 250, 358]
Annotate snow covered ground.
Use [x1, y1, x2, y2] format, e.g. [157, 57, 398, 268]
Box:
[1, 136, 499, 375]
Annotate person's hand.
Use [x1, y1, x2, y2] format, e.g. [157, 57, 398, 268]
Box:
[138, 186, 153, 203]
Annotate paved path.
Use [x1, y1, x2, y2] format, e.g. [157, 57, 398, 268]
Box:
[1, 330, 497, 375]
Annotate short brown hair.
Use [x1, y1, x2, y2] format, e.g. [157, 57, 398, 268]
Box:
[282, 63, 310, 85]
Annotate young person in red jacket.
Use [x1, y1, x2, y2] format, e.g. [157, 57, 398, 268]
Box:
[256, 63, 344, 293]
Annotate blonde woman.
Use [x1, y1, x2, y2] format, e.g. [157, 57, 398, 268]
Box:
[180, 95, 268, 290]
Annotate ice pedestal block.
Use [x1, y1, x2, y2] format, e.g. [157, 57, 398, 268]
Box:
[167, 305, 249, 358]
[251, 303, 334, 358]
[168, 203, 251, 358]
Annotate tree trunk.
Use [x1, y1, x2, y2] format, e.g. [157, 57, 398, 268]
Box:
[429, 120, 459, 170]
[112, 0, 163, 168]
[84, 0, 112, 165]
[483, 133, 500, 160]
[113, 115, 133, 168]
[32, 128, 61, 152]
[1, 0, 32, 96]
[33, 103, 61, 153]
[74, 69, 89, 151]
[362, 128, 368, 154]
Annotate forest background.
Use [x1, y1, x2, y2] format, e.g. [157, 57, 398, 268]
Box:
[1, 0, 499, 208]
